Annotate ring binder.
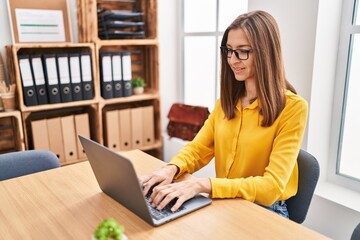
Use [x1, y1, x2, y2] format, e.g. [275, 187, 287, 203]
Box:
[30, 54, 48, 105]
[56, 53, 72, 103]
[18, 54, 38, 106]
[69, 53, 83, 101]
[111, 53, 123, 98]
[80, 53, 94, 100]
[43, 54, 61, 104]
[100, 52, 114, 99]
[121, 52, 132, 97]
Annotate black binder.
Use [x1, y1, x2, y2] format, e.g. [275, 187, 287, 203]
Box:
[121, 52, 132, 97]
[30, 54, 48, 105]
[80, 53, 94, 100]
[18, 55, 38, 106]
[111, 53, 123, 98]
[100, 52, 114, 99]
[69, 53, 83, 101]
[43, 54, 61, 104]
[56, 53, 72, 103]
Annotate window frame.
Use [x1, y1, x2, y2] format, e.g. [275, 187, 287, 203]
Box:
[180, 0, 248, 109]
[328, 0, 360, 192]
[180, 0, 222, 109]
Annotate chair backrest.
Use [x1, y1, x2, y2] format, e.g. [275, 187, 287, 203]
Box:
[286, 149, 320, 224]
[0, 150, 60, 181]
[351, 222, 360, 240]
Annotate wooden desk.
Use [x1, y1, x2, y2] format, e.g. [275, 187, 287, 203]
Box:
[0, 150, 329, 239]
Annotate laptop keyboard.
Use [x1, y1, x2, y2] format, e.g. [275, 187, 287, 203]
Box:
[144, 184, 186, 220]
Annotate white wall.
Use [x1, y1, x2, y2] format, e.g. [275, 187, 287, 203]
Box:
[158, 0, 181, 132]
[0, 0, 12, 84]
[248, 0, 319, 151]
[247, 1, 360, 239]
[1, 0, 359, 239]
[158, 0, 360, 239]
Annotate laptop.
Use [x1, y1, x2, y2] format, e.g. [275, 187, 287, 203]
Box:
[79, 135, 212, 226]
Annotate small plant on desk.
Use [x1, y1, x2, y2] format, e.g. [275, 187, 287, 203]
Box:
[93, 218, 126, 240]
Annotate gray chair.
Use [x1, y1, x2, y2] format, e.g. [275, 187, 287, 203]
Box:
[351, 222, 360, 240]
[286, 149, 320, 224]
[0, 150, 60, 181]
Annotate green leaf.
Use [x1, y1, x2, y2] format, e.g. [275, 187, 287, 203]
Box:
[93, 218, 125, 240]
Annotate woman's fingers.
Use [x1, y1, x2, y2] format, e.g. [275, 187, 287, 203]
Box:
[138, 174, 151, 185]
[151, 181, 197, 211]
[140, 165, 179, 196]
[170, 195, 187, 212]
[151, 186, 172, 208]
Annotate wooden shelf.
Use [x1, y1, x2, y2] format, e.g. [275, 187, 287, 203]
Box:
[95, 39, 158, 47]
[9, 43, 99, 112]
[18, 99, 99, 113]
[0, 110, 25, 153]
[78, 0, 157, 42]
[99, 92, 159, 106]
[5, 0, 162, 162]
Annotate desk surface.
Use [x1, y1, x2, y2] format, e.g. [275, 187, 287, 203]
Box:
[0, 150, 329, 240]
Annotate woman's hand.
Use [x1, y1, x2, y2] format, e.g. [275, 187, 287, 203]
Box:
[139, 164, 178, 196]
[149, 177, 211, 212]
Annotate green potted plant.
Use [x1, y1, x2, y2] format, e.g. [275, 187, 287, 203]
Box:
[92, 218, 127, 240]
[131, 77, 146, 95]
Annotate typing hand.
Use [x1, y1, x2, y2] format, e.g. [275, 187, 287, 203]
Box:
[139, 165, 178, 196]
[150, 178, 211, 212]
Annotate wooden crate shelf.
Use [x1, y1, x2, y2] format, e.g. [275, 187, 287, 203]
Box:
[78, 0, 158, 42]
[0, 111, 25, 153]
[5, 0, 162, 162]
[9, 43, 99, 112]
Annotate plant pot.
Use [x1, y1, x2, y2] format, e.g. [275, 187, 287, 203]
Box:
[92, 233, 127, 240]
[133, 87, 144, 95]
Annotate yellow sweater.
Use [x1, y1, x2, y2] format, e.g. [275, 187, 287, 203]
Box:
[169, 90, 308, 206]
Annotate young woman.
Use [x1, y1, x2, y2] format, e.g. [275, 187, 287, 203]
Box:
[140, 10, 308, 218]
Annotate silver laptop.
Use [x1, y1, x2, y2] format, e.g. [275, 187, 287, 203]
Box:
[79, 135, 212, 226]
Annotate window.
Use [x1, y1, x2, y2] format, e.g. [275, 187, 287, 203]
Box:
[181, 0, 248, 110]
[330, 0, 360, 191]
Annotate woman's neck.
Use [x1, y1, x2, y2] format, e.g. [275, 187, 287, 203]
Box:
[241, 79, 257, 108]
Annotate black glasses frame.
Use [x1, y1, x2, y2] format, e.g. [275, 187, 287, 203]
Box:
[220, 46, 253, 60]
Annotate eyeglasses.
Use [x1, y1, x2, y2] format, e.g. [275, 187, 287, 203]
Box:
[220, 46, 253, 60]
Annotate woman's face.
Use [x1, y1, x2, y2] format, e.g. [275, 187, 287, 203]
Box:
[226, 28, 255, 82]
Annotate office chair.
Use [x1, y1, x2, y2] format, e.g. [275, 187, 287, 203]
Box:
[0, 150, 60, 181]
[351, 222, 360, 240]
[286, 149, 320, 224]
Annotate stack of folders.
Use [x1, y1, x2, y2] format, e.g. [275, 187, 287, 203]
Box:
[31, 113, 90, 164]
[104, 106, 155, 152]
[100, 51, 133, 99]
[18, 52, 94, 106]
[98, 9, 145, 39]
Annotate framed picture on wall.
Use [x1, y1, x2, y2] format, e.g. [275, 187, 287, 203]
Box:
[7, 0, 72, 43]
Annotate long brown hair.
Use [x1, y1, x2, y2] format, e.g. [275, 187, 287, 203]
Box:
[220, 10, 296, 126]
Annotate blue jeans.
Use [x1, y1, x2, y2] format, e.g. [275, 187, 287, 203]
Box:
[259, 200, 289, 218]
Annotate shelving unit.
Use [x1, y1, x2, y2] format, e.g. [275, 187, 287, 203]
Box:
[7, 43, 101, 153]
[3, 0, 162, 162]
[78, 0, 162, 159]
[9, 43, 99, 112]
[0, 111, 25, 154]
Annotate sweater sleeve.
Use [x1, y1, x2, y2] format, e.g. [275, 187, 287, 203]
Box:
[168, 102, 220, 178]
